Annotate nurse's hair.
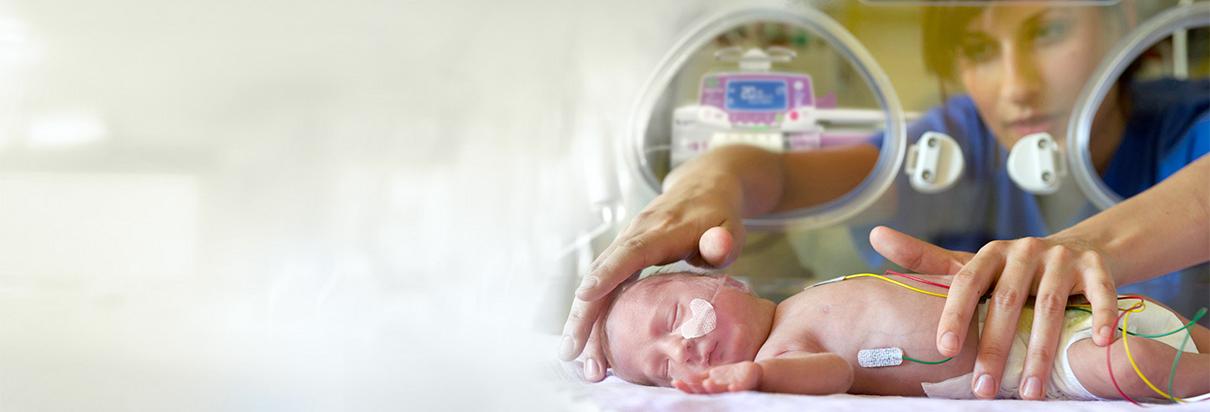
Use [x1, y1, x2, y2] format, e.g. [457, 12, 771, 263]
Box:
[920, 2, 1135, 96]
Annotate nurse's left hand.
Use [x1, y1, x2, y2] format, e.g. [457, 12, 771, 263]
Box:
[869, 226, 1119, 401]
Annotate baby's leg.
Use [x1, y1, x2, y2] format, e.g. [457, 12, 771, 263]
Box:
[1142, 300, 1210, 353]
[1067, 325, 1210, 400]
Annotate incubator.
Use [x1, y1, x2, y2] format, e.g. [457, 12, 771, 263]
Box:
[599, 0, 1210, 302]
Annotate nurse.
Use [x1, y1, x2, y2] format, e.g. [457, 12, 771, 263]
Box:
[561, 2, 1209, 401]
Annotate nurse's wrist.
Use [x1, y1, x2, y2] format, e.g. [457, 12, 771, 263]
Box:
[1043, 228, 1123, 283]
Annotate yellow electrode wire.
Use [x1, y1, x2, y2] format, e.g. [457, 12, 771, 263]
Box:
[1122, 302, 1183, 403]
[843, 273, 949, 298]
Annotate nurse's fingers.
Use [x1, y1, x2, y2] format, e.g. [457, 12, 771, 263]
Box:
[936, 246, 1002, 357]
[970, 244, 1035, 399]
[698, 224, 743, 268]
[579, 319, 610, 382]
[577, 227, 696, 302]
[868, 226, 970, 275]
[559, 295, 607, 361]
[684, 225, 741, 269]
[1077, 255, 1118, 347]
[1018, 256, 1075, 400]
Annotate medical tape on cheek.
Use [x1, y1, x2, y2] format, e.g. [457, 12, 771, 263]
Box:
[677, 275, 730, 340]
[680, 298, 717, 339]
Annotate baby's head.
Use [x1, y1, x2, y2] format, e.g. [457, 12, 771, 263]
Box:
[601, 272, 776, 387]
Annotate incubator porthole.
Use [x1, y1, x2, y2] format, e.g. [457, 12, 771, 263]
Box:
[626, 5, 906, 230]
[1068, 2, 1210, 210]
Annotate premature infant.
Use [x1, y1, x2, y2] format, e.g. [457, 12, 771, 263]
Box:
[600, 272, 1210, 400]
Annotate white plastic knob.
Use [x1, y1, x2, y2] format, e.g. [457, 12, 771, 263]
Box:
[904, 131, 964, 193]
[1007, 133, 1066, 195]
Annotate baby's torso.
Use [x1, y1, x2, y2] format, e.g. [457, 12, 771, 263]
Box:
[753, 275, 980, 396]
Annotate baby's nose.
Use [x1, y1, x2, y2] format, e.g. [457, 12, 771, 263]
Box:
[678, 338, 706, 366]
[661, 337, 694, 364]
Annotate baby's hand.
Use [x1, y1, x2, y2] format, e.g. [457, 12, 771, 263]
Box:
[672, 361, 761, 394]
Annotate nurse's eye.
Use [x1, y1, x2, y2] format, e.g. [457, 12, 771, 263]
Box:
[1032, 20, 1070, 45]
[672, 304, 681, 329]
[664, 358, 672, 380]
[959, 38, 997, 64]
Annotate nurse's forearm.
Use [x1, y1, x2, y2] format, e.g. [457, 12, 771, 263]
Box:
[664, 144, 880, 217]
[775, 143, 880, 212]
[1051, 155, 1210, 286]
[663, 144, 786, 217]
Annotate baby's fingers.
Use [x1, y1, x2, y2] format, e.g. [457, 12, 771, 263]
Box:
[674, 378, 708, 394]
[701, 378, 727, 393]
[672, 379, 697, 393]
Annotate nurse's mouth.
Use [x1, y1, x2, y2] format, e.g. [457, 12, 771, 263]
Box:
[1006, 115, 1055, 138]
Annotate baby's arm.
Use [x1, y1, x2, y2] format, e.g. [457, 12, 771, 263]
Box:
[674, 351, 853, 395]
[757, 351, 854, 395]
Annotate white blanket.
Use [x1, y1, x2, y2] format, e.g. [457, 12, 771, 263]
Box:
[551, 358, 1207, 412]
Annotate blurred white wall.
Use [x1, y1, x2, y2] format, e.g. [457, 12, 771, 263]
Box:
[0, 0, 728, 409]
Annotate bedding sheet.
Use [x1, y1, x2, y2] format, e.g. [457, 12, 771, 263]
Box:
[549, 353, 1207, 412]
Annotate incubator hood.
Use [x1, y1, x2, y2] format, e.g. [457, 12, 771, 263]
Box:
[627, 5, 913, 231]
[626, 1, 1210, 231]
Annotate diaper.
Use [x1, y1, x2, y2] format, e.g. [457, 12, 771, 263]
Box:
[921, 300, 1199, 400]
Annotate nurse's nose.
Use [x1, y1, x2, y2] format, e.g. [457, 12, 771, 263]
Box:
[1001, 44, 1042, 106]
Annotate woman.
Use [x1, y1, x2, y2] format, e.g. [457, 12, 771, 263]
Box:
[562, 2, 1209, 401]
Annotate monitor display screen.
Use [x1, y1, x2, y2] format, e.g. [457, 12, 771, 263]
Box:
[725, 80, 787, 111]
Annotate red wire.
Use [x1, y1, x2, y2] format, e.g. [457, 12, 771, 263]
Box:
[883, 270, 952, 289]
[1107, 300, 1146, 406]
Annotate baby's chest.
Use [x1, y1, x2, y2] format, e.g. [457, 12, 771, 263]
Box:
[763, 293, 945, 356]
[754, 304, 845, 359]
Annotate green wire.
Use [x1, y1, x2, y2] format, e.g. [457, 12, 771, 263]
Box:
[1069, 305, 1205, 403]
[1168, 327, 1192, 404]
[1067, 307, 1206, 339]
[903, 355, 954, 365]
[1137, 308, 1206, 339]
[898, 307, 1205, 373]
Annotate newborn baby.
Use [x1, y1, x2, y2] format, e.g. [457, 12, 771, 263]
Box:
[600, 272, 1210, 400]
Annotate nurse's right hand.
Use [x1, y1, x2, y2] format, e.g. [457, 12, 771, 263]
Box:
[869, 226, 1119, 401]
[559, 165, 749, 382]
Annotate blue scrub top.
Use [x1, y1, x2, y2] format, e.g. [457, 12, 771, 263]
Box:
[855, 78, 1209, 318]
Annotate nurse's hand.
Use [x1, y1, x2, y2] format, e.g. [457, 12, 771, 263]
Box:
[559, 168, 748, 381]
[869, 226, 1119, 400]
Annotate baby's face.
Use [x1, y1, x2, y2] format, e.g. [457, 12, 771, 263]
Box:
[603, 273, 770, 387]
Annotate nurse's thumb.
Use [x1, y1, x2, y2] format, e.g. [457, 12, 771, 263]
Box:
[699, 225, 742, 268]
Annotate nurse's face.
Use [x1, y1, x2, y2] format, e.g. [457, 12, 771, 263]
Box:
[956, 6, 1117, 149]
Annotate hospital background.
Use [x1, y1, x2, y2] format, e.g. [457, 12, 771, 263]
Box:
[0, 0, 1204, 410]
